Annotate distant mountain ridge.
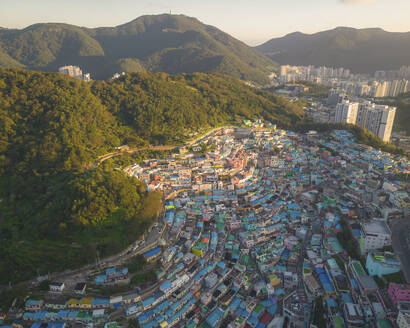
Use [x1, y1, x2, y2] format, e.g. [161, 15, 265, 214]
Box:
[256, 27, 410, 73]
[0, 14, 276, 84]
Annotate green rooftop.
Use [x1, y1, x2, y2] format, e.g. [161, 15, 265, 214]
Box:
[352, 261, 366, 276]
[254, 303, 263, 313]
[333, 316, 344, 328]
[377, 320, 392, 328]
[327, 258, 340, 270]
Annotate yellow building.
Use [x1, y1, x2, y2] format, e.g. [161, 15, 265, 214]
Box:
[192, 248, 204, 257]
[79, 297, 94, 309]
[269, 274, 281, 287]
[67, 298, 79, 308]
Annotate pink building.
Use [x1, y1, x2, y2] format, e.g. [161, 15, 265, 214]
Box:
[388, 283, 410, 306]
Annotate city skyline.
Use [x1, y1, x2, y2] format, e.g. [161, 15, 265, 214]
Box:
[1, 0, 410, 45]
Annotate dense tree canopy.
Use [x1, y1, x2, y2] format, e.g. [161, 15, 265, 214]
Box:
[0, 68, 122, 175]
[0, 68, 307, 283]
[0, 168, 161, 283]
[91, 72, 306, 144]
[380, 92, 410, 136]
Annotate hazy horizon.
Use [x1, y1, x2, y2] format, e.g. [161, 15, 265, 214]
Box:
[1, 0, 410, 46]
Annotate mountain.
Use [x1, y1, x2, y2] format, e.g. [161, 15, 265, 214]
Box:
[0, 15, 276, 84]
[256, 27, 410, 73]
[0, 68, 305, 284]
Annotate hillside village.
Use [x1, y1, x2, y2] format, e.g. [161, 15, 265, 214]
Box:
[1, 124, 409, 328]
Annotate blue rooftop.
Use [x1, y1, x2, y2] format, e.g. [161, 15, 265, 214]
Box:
[143, 247, 161, 259]
[142, 297, 155, 308]
[206, 308, 224, 327]
[47, 322, 66, 328]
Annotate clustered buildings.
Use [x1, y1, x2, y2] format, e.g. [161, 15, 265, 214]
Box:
[279, 65, 401, 142]
[334, 99, 396, 142]
[278, 65, 410, 98]
[1, 124, 409, 328]
[127, 126, 409, 328]
[279, 65, 352, 84]
[305, 89, 397, 142]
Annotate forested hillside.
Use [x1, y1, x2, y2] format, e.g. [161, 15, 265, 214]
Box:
[0, 69, 158, 283]
[0, 69, 123, 174]
[380, 92, 410, 136]
[0, 68, 305, 283]
[91, 72, 306, 144]
[0, 14, 276, 84]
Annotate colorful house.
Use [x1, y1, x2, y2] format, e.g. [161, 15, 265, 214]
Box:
[143, 248, 162, 262]
[388, 283, 410, 306]
[366, 252, 401, 278]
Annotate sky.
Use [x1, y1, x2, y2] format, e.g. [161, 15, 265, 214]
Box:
[1, 0, 410, 45]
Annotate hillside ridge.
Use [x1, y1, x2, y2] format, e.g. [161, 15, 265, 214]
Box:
[0, 14, 276, 84]
[256, 26, 410, 73]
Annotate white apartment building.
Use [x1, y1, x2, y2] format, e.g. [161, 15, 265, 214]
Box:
[335, 100, 359, 124]
[388, 80, 408, 97]
[279, 65, 351, 84]
[373, 81, 390, 98]
[376, 105, 396, 142]
[49, 281, 65, 293]
[360, 219, 391, 254]
[372, 79, 409, 98]
[59, 65, 83, 78]
[356, 101, 372, 127]
[399, 66, 410, 79]
[356, 102, 396, 142]
[58, 65, 91, 81]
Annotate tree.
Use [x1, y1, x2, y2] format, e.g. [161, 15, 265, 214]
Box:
[39, 280, 50, 291]
[313, 296, 327, 328]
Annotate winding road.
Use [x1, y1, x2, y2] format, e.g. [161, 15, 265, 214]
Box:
[92, 145, 177, 168]
[91, 125, 235, 168]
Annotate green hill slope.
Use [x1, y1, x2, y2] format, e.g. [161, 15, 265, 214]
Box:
[0, 69, 121, 175]
[91, 72, 306, 144]
[0, 14, 276, 84]
[379, 92, 410, 136]
[392, 94, 410, 136]
[0, 45, 24, 68]
[256, 27, 410, 73]
[0, 69, 159, 283]
[0, 68, 304, 283]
